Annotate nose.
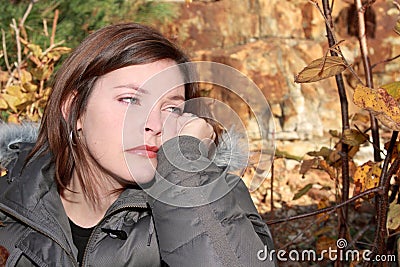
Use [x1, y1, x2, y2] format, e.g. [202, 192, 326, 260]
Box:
[145, 108, 162, 136]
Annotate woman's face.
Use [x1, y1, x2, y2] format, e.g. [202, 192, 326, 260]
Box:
[77, 59, 185, 185]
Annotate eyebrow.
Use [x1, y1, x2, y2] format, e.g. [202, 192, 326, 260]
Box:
[167, 94, 185, 102]
[113, 84, 149, 94]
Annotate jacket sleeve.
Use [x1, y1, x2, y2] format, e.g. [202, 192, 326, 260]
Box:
[147, 136, 276, 267]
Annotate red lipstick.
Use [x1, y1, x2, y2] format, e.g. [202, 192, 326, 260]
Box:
[125, 145, 159, 158]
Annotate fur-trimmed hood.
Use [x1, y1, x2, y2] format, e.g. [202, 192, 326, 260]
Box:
[0, 122, 248, 172]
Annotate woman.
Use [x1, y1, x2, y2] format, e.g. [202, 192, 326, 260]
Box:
[0, 23, 275, 266]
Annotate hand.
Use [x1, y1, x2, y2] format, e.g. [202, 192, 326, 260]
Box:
[162, 113, 216, 148]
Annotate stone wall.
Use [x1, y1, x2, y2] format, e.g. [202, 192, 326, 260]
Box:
[156, 0, 400, 156]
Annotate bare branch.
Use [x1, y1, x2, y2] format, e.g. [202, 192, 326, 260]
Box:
[1, 29, 11, 74]
[266, 186, 384, 225]
[19, 1, 34, 28]
[50, 9, 59, 46]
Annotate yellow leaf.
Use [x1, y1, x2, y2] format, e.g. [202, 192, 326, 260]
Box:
[19, 69, 32, 84]
[381, 81, 400, 101]
[342, 129, 368, 146]
[353, 84, 400, 131]
[1, 94, 20, 112]
[352, 161, 381, 199]
[0, 98, 7, 109]
[5, 86, 24, 98]
[7, 114, 20, 123]
[47, 51, 61, 61]
[27, 44, 43, 58]
[31, 65, 53, 81]
[23, 82, 38, 92]
[51, 46, 71, 54]
[295, 56, 347, 83]
[387, 203, 400, 230]
[26, 112, 39, 122]
[7, 114, 19, 123]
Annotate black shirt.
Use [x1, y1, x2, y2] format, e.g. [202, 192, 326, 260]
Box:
[69, 219, 95, 266]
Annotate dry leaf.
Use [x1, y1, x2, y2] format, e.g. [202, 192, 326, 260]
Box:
[307, 147, 333, 159]
[300, 158, 317, 176]
[317, 198, 330, 221]
[352, 161, 381, 200]
[316, 236, 337, 257]
[27, 43, 43, 58]
[295, 56, 347, 83]
[342, 128, 368, 146]
[293, 183, 313, 200]
[319, 160, 336, 180]
[381, 81, 400, 101]
[0, 98, 7, 109]
[353, 84, 400, 131]
[387, 203, 400, 230]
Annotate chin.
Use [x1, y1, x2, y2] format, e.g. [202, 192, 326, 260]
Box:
[125, 154, 157, 183]
[130, 170, 156, 185]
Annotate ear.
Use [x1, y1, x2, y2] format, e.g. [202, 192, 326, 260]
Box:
[61, 91, 83, 129]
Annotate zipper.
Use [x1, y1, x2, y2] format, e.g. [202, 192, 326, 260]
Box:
[0, 205, 78, 267]
[80, 203, 148, 266]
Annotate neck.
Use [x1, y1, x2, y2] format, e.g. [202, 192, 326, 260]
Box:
[60, 173, 119, 228]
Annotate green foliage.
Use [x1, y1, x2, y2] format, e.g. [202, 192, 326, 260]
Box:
[0, 0, 177, 122]
[0, 0, 177, 67]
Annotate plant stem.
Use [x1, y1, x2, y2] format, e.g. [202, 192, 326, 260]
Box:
[266, 186, 383, 225]
[355, 0, 381, 162]
[372, 131, 398, 262]
[321, 2, 350, 265]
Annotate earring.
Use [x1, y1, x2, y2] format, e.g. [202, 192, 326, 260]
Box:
[69, 130, 77, 146]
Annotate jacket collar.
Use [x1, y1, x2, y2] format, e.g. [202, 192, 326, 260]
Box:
[0, 142, 148, 254]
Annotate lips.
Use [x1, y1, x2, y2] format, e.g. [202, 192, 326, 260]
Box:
[125, 145, 159, 158]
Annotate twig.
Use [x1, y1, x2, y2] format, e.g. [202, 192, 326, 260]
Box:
[372, 132, 399, 258]
[1, 29, 11, 74]
[43, 19, 48, 37]
[278, 215, 327, 250]
[371, 54, 400, 70]
[354, 124, 386, 157]
[19, 1, 34, 28]
[270, 160, 274, 212]
[347, 221, 373, 249]
[50, 9, 59, 46]
[18, 0, 35, 41]
[321, 2, 351, 264]
[10, 19, 22, 83]
[42, 40, 65, 56]
[308, 0, 364, 85]
[266, 186, 384, 225]
[356, 0, 381, 162]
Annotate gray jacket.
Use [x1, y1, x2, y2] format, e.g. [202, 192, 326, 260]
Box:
[0, 123, 275, 266]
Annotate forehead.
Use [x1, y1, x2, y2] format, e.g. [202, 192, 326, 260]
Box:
[100, 60, 185, 90]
